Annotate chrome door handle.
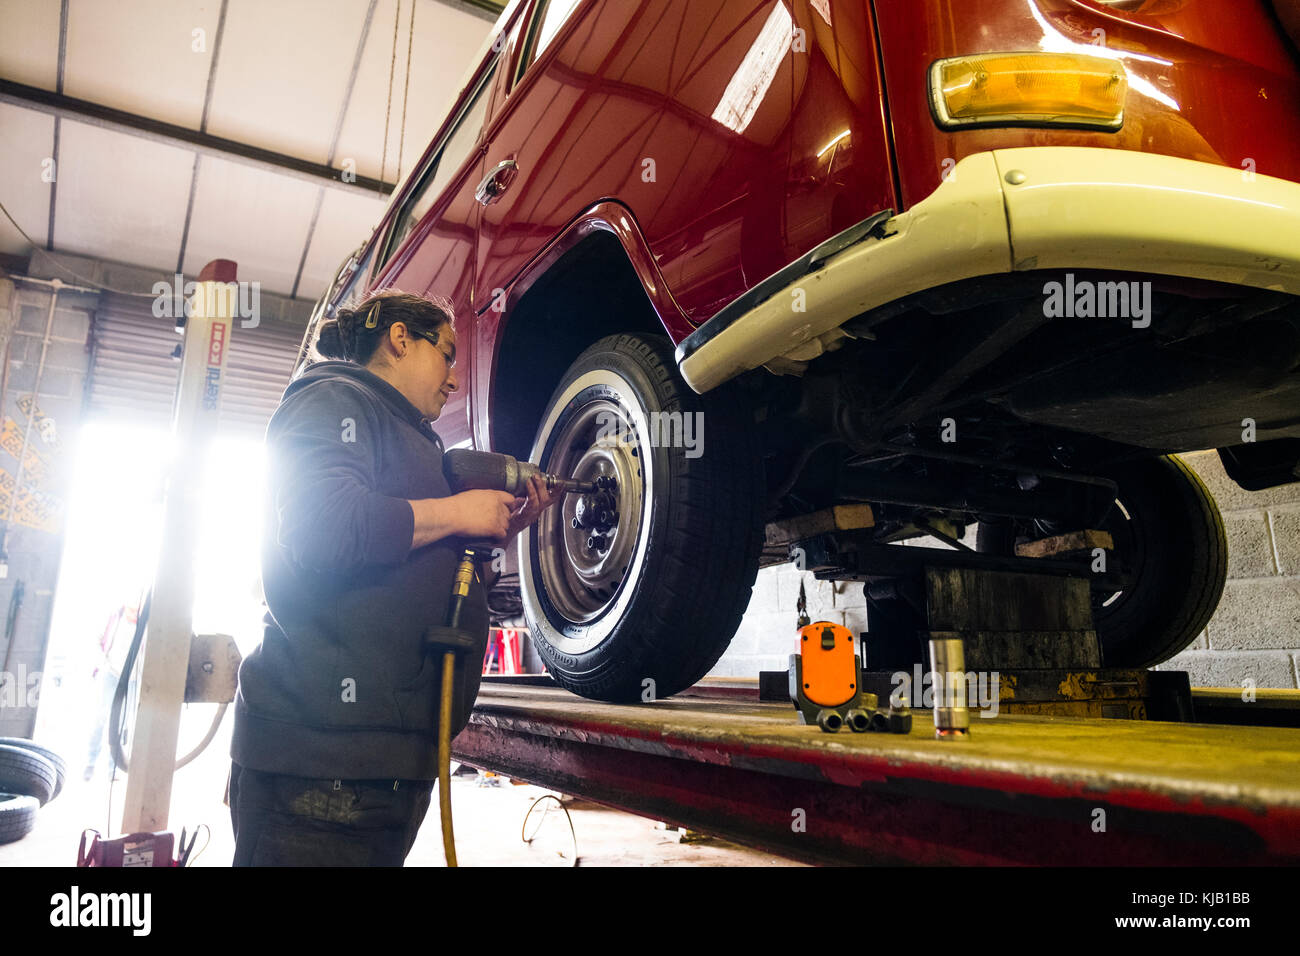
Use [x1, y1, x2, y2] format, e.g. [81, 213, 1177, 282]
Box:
[475, 159, 518, 205]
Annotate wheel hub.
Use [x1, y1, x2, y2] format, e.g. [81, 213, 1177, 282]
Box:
[537, 398, 645, 623]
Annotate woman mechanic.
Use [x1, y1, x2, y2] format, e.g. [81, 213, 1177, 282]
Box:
[229, 289, 558, 866]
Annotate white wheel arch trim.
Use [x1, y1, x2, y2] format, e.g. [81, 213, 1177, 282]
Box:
[679, 146, 1300, 393]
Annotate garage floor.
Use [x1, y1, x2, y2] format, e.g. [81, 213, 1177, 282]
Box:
[0, 749, 800, 867]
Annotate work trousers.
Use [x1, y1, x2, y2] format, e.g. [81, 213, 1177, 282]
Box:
[229, 761, 434, 867]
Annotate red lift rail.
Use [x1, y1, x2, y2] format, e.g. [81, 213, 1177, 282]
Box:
[454, 678, 1300, 866]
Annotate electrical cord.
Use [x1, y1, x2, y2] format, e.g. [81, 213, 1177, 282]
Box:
[108, 590, 229, 772]
[180, 823, 210, 866]
[0, 197, 155, 297]
[520, 794, 578, 866]
[0, 580, 25, 680]
[108, 592, 150, 773]
[176, 704, 228, 769]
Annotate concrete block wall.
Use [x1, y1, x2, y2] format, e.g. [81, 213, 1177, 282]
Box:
[1153, 451, 1300, 690]
[708, 566, 872, 678]
[711, 451, 1300, 689]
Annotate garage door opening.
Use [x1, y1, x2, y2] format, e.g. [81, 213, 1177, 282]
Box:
[32, 421, 266, 789]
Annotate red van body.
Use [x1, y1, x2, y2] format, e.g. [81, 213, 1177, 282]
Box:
[308, 0, 1300, 700]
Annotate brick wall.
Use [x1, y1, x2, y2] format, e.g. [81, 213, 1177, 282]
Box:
[711, 451, 1300, 689]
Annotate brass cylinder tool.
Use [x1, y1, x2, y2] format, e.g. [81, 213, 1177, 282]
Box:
[929, 637, 971, 738]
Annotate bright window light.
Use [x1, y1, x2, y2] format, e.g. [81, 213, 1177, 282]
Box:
[33, 422, 267, 771]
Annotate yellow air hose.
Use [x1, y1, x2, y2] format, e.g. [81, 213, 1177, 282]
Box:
[434, 547, 479, 868]
[438, 649, 457, 867]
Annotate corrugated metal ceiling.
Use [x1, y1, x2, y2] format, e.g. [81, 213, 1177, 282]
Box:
[0, 0, 499, 302]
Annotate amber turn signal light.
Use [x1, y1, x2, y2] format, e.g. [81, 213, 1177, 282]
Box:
[929, 52, 1127, 130]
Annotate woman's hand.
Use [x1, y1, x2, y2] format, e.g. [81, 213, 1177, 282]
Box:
[449, 488, 520, 541]
[505, 474, 561, 540]
[408, 478, 561, 551]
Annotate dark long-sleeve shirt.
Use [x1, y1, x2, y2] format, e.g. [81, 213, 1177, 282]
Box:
[231, 361, 488, 780]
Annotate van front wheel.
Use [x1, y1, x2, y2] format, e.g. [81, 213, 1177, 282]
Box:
[518, 334, 763, 702]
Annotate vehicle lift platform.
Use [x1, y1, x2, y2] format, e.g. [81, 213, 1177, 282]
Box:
[454, 676, 1300, 866]
[457, 536, 1300, 866]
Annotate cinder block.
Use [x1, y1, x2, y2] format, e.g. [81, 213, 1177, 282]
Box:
[726, 617, 761, 657]
[1157, 650, 1297, 690]
[17, 304, 48, 333]
[778, 571, 834, 616]
[775, 568, 801, 611]
[707, 654, 775, 679]
[23, 394, 77, 425]
[704, 658, 737, 678]
[842, 606, 869, 636]
[1205, 578, 1300, 650]
[52, 309, 91, 341]
[5, 363, 36, 391]
[732, 610, 798, 657]
[1271, 508, 1300, 576]
[1223, 511, 1276, 578]
[5, 334, 37, 365]
[743, 567, 782, 614]
[41, 339, 90, 372]
[62, 371, 86, 399]
[806, 575, 834, 611]
[21, 369, 77, 398]
[724, 657, 767, 680]
[834, 579, 867, 609]
[1183, 450, 1300, 512]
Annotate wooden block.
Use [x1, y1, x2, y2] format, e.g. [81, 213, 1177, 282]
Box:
[1016, 529, 1114, 559]
[935, 629, 1103, 671]
[765, 503, 875, 546]
[926, 567, 1093, 631]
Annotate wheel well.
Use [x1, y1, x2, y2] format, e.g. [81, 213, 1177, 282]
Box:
[491, 230, 668, 459]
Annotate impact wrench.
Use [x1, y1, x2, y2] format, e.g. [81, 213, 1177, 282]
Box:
[425, 449, 613, 866]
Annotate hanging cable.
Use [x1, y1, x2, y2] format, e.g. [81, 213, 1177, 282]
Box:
[107, 589, 230, 773]
[0, 198, 154, 297]
[379, 0, 401, 193]
[397, 0, 416, 183]
[108, 591, 150, 773]
[0, 580, 25, 681]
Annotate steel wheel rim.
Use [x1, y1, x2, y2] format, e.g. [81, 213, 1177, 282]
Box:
[520, 367, 655, 656]
[538, 398, 645, 622]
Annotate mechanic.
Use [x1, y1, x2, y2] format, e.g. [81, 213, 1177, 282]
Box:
[228, 289, 558, 866]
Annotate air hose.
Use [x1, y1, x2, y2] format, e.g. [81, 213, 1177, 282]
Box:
[109, 591, 228, 772]
[437, 650, 457, 867]
[426, 544, 489, 868]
